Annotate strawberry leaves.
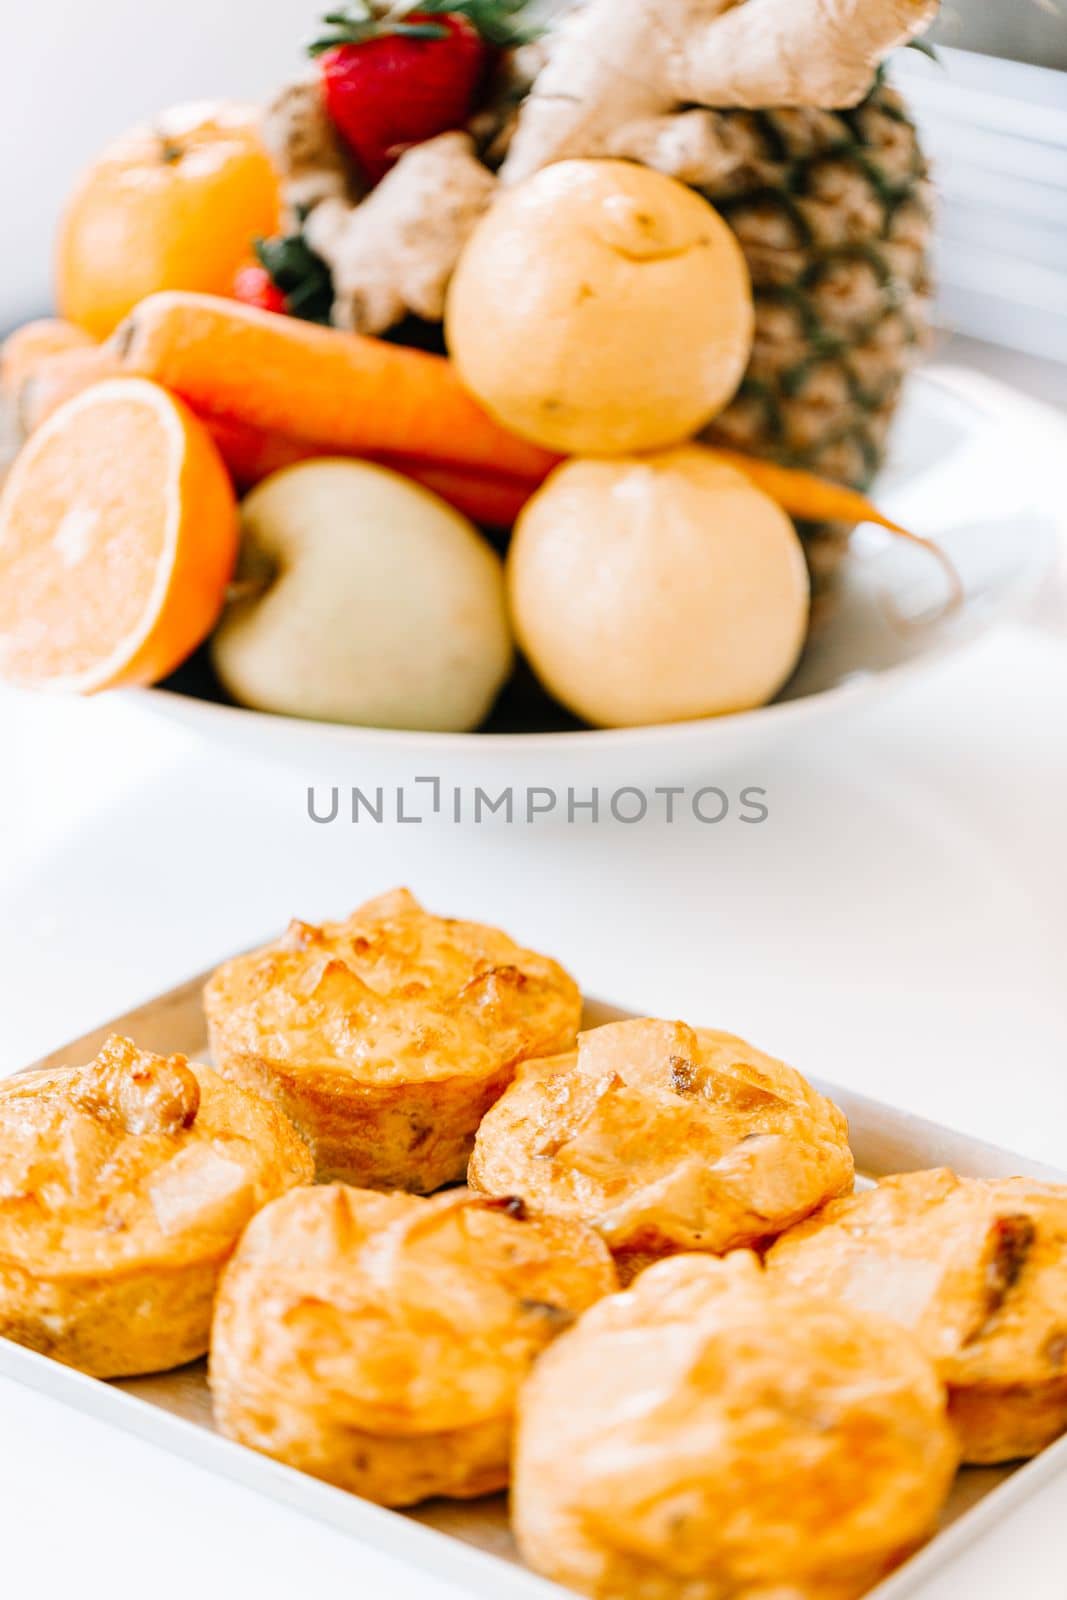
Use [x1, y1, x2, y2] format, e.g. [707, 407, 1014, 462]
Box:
[310, 5, 450, 54]
[254, 231, 335, 323]
[311, 3, 520, 186]
[420, 0, 542, 48]
[309, 0, 539, 55]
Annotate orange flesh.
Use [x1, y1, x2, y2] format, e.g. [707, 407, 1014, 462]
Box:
[0, 381, 237, 690]
[0, 397, 171, 680]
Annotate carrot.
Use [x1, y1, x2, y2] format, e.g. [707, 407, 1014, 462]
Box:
[202, 408, 536, 527]
[17, 344, 123, 433]
[1, 319, 96, 391]
[384, 457, 535, 528]
[17, 340, 539, 528]
[115, 291, 561, 484]
[708, 446, 963, 612]
[200, 411, 315, 486]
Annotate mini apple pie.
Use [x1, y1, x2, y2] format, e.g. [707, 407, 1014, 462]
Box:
[468, 1018, 854, 1280]
[767, 1166, 1067, 1463]
[0, 1035, 312, 1378]
[204, 887, 582, 1190]
[513, 1251, 958, 1600]
[209, 1184, 616, 1505]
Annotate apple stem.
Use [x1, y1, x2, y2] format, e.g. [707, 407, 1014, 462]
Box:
[225, 573, 274, 606]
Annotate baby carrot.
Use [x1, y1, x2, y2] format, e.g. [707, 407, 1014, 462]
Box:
[115, 292, 561, 484]
[708, 447, 963, 611]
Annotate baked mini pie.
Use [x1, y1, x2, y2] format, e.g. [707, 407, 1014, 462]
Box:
[209, 1183, 616, 1505]
[513, 1251, 958, 1600]
[204, 887, 582, 1190]
[767, 1166, 1067, 1463]
[469, 1017, 854, 1280]
[0, 1035, 312, 1378]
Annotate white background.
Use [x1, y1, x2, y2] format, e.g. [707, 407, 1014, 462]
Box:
[1, 0, 336, 327]
[1, 0, 572, 327]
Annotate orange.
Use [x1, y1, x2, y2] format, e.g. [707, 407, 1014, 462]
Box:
[0, 377, 238, 691]
[1, 319, 97, 391]
[56, 101, 281, 340]
[17, 345, 124, 435]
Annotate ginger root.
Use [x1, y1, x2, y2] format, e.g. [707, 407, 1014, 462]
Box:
[262, 74, 362, 224]
[304, 133, 498, 333]
[502, 0, 941, 183]
[607, 108, 745, 188]
[264, 0, 939, 333]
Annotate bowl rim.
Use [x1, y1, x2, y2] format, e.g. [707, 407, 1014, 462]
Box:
[122, 364, 1061, 755]
[117, 607, 999, 755]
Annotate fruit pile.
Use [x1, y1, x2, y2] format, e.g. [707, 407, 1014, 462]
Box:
[0, 0, 946, 734]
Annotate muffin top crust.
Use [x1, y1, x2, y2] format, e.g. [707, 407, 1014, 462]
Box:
[205, 887, 582, 1086]
[212, 1183, 616, 1437]
[470, 1017, 854, 1258]
[513, 1250, 957, 1600]
[0, 1034, 312, 1273]
[768, 1167, 1067, 1394]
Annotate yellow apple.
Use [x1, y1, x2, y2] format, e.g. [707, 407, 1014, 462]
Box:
[212, 460, 513, 731]
[508, 447, 809, 727]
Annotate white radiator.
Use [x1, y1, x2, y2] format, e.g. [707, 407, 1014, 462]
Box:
[892, 47, 1067, 364]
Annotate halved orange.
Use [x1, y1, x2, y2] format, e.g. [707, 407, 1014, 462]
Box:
[0, 377, 238, 691]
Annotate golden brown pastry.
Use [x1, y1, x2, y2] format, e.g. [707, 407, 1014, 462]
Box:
[513, 1251, 958, 1600]
[767, 1167, 1067, 1463]
[469, 1018, 854, 1280]
[0, 1035, 313, 1378]
[209, 1183, 617, 1504]
[204, 887, 581, 1189]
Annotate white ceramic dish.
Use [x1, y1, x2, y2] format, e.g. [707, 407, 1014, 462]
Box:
[5, 969, 1066, 1600]
[124, 365, 1063, 787]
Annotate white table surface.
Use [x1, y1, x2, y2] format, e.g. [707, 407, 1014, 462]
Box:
[2, 345, 1067, 1595]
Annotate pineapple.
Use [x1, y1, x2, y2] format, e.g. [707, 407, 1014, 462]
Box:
[697, 81, 933, 607]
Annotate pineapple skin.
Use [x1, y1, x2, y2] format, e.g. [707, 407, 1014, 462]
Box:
[699, 81, 934, 611]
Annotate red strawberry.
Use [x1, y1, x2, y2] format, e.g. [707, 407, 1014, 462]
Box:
[233, 262, 289, 316]
[316, 11, 490, 186]
[232, 235, 335, 323]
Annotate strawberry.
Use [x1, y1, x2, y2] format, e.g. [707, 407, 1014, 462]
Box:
[233, 262, 289, 316]
[310, 2, 537, 187]
[233, 235, 335, 323]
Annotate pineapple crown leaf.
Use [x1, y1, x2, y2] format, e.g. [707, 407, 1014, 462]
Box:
[309, 0, 539, 55]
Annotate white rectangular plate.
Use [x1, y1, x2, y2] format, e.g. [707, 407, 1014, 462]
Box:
[3, 970, 1066, 1600]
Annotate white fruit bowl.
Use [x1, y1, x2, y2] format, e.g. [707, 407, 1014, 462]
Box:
[125, 364, 1063, 789]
